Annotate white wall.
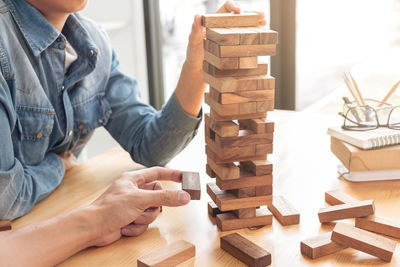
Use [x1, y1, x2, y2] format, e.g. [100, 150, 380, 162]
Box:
[79, 0, 149, 160]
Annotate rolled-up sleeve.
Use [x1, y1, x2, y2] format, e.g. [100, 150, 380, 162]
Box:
[0, 75, 65, 220]
[104, 50, 201, 166]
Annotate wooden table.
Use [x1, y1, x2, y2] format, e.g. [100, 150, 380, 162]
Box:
[13, 110, 400, 266]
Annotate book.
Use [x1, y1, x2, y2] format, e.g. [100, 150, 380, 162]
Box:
[338, 165, 400, 182]
[331, 137, 400, 172]
[327, 126, 400, 149]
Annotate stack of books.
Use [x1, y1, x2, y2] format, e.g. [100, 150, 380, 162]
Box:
[328, 126, 400, 181]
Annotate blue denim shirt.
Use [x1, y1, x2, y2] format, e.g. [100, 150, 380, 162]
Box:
[0, 0, 201, 219]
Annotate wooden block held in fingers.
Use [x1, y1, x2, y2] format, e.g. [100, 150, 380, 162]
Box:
[318, 200, 375, 223]
[207, 182, 272, 211]
[137, 240, 195, 267]
[234, 207, 257, 219]
[269, 196, 300, 226]
[0, 220, 11, 231]
[325, 190, 359, 205]
[204, 61, 268, 78]
[208, 201, 227, 217]
[220, 233, 271, 266]
[331, 222, 397, 262]
[201, 12, 259, 28]
[355, 215, 400, 239]
[239, 119, 275, 133]
[205, 113, 239, 137]
[241, 159, 273, 176]
[217, 208, 272, 231]
[300, 232, 347, 259]
[207, 155, 240, 180]
[182, 172, 201, 200]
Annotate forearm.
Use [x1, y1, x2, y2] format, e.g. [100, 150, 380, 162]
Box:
[174, 61, 206, 117]
[0, 206, 99, 267]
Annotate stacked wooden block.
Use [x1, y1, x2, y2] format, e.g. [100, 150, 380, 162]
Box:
[202, 12, 278, 231]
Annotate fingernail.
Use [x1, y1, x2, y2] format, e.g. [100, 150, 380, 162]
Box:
[178, 191, 190, 204]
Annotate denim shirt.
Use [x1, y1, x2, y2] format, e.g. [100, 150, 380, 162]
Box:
[0, 0, 201, 219]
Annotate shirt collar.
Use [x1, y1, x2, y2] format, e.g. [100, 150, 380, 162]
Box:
[4, 0, 60, 56]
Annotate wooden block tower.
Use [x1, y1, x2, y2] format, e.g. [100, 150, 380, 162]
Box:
[202, 12, 278, 231]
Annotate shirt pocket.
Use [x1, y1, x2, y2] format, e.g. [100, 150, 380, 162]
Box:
[15, 106, 55, 165]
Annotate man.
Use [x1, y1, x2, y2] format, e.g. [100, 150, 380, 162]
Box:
[0, 0, 266, 265]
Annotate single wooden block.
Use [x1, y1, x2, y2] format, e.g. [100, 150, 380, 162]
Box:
[205, 39, 276, 57]
[355, 215, 400, 239]
[137, 240, 195, 267]
[239, 119, 275, 133]
[318, 200, 375, 223]
[204, 72, 275, 93]
[239, 28, 260, 45]
[207, 183, 272, 211]
[239, 57, 258, 69]
[239, 102, 257, 114]
[208, 201, 227, 218]
[206, 145, 267, 164]
[217, 208, 273, 231]
[182, 172, 201, 200]
[206, 27, 278, 45]
[255, 143, 273, 155]
[235, 187, 256, 198]
[206, 28, 240, 45]
[204, 50, 239, 70]
[216, 169, 273, 190]
[212, 89, 274, 105]
[215, 130, 274, 148]
[201, 12, 259, 28]
[255, 185, 273, 196]
[269, 196, 300, 226]
[207, 155, 240, 180]
[210, 109, 267, 122]
[205, 134, 258, 161]
[206, 164, 216, 178]
[220, 233, 271, 267]
[0, 220, 11, 231]
[256, 100, 274, 112]
[331, 222, 397, 262]
[205, 113, 239, 137]
[241, 159, 273, 176]
[205, 92, 239, 116]
[252, 27, 279, 44]
[234, 207, 257, 219]
[300, 232, 347, 259]
[203, 61, 268, 78]
[325, 190, 359, 205]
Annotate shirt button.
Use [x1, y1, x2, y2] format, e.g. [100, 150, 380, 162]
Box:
[36, 132, 43, 139]
[61, 86, 65, 90]
[89, 49, 94, 56]
[78, 124, 84, 130]
[68, 130, 73, 136]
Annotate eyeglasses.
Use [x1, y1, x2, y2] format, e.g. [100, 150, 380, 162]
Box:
[339, 100, 400, 131]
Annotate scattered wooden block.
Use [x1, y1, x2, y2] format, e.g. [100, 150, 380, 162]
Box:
[300, 232, 347, 259]
[205, 113, 239, 137]
[207, 155, 240, 180]
[220, 233, 271, 266]
[234, 207, 257, 219]
[137, 240, 195, 267]
[269, 196, 300, 226]
[0, 220, 11, 231]
[331, 222, 397, 262]
[239, 119, 275, 133]
[207, 183, 272, 211]
[204, 61, 268, 78]
[204, 72, 275, 93]
[241, 159, 273, 176]
[318, 200, 375, 223]
[217, 208, 272, 231]
[208, 201, 227, 217]
[325, 190, 359, 205]
[182, 172, 201, 200]
[205, 39, 276, 57]
[355, 215, 400, 239]
[201, 12, 259, 28]
[216, 169, 273, 190]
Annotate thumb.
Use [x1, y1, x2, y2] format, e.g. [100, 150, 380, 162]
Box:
[189, 15, 204, 46]
[136, 189, 191, 210]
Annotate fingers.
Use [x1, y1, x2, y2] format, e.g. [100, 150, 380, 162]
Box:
[189, 14, 205, 46]
[217, 1, 241, 14]
[256, 12, 267, 26]
[124, 167, 182, 187]
[120, 224, 148, 237]
[134, 207, 160, 225]
[140, 181, 163, 190]
[135, 189, 190, 210]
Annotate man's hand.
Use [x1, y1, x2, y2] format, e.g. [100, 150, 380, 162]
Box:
[89, 167, 190, 246]
[58, 151, 78, 171]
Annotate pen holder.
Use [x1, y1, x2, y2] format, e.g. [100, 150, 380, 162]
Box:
[342, 98, 393, 123]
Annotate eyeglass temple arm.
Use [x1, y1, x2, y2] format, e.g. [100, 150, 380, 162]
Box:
[342, 97, 361, 122]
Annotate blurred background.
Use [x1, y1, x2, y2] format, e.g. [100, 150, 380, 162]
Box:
[79, 0, 400, 160]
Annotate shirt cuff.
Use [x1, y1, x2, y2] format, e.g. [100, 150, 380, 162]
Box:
[162, 92, 202, 133]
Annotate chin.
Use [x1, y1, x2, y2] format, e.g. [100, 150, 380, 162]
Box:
[68, 0, 88, 12]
